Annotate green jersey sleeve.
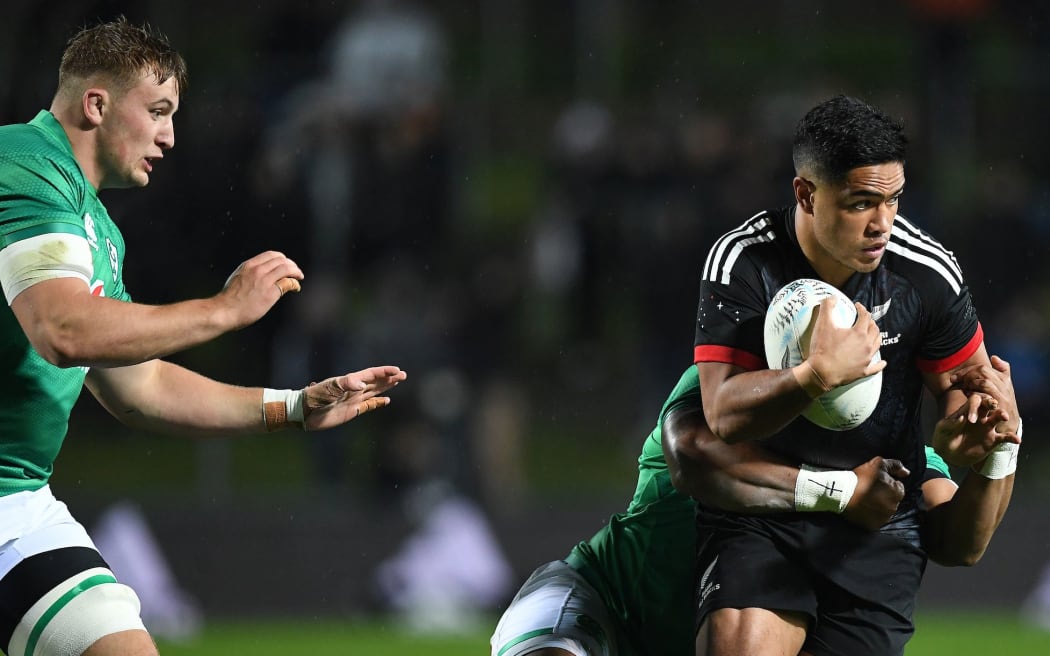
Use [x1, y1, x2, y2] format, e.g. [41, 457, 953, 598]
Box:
[923, 445, 951, 481]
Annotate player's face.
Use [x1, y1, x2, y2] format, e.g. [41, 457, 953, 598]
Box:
[96, 73, 178, 190]
[806, 162, 904, 283]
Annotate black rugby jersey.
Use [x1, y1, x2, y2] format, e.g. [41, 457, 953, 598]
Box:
[693, 206, 982, 501]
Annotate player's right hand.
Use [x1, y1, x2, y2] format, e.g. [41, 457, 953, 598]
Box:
[932, 388, 1015, 467]
[931, 355, 1018, 467]
[218, 251, 304, 328]
[843, 456, 907, 531]
[806, 298, 886, 390]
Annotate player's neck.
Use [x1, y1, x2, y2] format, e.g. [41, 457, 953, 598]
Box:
[794, 204, 852, 289]
[49, 100, 104, 191]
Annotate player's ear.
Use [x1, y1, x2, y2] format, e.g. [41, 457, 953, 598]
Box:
[794, 177, 816, 214]
[82, 88, 108, 126]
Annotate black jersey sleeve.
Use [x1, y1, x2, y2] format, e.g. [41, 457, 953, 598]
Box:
[693, 212, 776, 371]
[889, 217, 982, 373]
[917, 284, 981, 373]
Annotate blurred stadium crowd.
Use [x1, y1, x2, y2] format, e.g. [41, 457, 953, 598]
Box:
[3, 0, 1049, 627]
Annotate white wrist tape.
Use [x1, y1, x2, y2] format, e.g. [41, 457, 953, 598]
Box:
[794, 465, 858, 513]
[262, 388, 305, 431]
[973, 440, 1020, 480]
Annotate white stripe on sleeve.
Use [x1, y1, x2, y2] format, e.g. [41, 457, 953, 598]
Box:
[0, 233, 93, 304]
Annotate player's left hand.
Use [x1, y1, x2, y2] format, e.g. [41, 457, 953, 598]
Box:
[301, 365, 407, 431]
[933, 356, 1019, 467]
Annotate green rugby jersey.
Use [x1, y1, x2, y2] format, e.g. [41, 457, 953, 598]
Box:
[0, 110, 131, 494]
[565, 366, 700, 656]
[564, 366, 952, 656]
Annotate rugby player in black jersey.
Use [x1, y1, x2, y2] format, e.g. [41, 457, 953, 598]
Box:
[684, 95, 1020, 656]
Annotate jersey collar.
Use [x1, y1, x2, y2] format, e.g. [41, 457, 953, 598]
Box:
[29, 110, 76, 158]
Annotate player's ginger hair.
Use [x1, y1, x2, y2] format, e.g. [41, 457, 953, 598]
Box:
[55, 16, 188, 101]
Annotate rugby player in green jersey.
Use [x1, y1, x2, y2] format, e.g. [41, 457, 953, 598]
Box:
[491, 359, 1016, 656]
[0, 18, 406, 656]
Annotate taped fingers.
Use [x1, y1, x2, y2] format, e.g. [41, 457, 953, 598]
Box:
[355, 397, 389, 418]
[275, 277, 301, 297]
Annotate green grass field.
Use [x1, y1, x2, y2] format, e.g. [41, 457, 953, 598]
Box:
[152, 612, 1049, 655]
[908, 611, 1050, 654]
[155, 618, 486, 656]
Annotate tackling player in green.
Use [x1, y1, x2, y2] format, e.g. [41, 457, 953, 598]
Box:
[490, 359, 1016, 656]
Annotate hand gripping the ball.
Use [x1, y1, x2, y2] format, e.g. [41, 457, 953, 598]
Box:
[301, 366, 407, 431]
[766, 279, 885, 430]
[805, 298, 886, 391]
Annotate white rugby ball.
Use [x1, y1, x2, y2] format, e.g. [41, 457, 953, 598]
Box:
[763, 278, 882, 431]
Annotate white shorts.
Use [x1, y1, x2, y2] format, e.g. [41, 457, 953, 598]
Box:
[490, 560, 617, 656]
[0, 486, 98, 577]
[0, 486, 146, 656]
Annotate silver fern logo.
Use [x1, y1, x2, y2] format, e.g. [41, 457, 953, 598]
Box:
[698, 556, 720, 607]
[870, 299, 892, 322]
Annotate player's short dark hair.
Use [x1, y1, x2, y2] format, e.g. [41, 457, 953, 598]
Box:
[58, 16, 188, 95]
[792, 95, 906, 184]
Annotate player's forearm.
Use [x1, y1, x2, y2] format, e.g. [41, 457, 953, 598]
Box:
[686, 456, 799, 514]
[701, 367, 815, 443]
[662, 404, 898, 526]
[662, 406, 797, 512]
[88, 361, 266, 436]
[924, 474, 1014, 567]
[25, 293, 234, 368]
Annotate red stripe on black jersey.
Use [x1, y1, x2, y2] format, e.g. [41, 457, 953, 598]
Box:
[691, 206, 981, 499]
[694, 344, 765, 371]
[916, 322, 984, 373]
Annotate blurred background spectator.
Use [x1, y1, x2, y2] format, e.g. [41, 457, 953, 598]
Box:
[3, 0, 1048, 628]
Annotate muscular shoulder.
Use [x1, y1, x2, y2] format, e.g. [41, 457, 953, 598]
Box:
[700, 208, 792, 289]
[0, 126, 87, 231]
[0, 121, 65, 164]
